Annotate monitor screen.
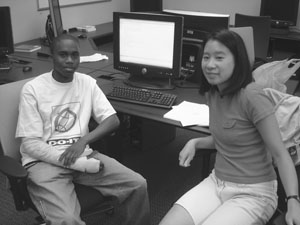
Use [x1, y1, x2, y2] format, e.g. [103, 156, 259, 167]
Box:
[260, 0, 299, 27]
[113, 12, 183, 90]
[0, 6, 14, 58]
[46, 0, 64, 42]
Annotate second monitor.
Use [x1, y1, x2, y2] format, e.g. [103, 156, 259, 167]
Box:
[0, 6, 14, 70]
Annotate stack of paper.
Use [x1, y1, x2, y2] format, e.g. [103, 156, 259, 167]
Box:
[163, 101, 209, 127]
[14, 44, 41, 53]
[80, 53, 108, 63]
[77, 25, 96, 32]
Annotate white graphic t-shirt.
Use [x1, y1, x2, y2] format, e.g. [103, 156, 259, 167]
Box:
[16, 71, 116, 166]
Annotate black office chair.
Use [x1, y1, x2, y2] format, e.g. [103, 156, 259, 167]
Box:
[235, 13, 271, 68]
[267, 165, 300, 225]
[0, 78, 116, 224]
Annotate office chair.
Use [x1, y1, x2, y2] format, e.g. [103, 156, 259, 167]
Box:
[267, 165, 300, 225]
[230, 26, 255, 68]
[0, 78, 116, 224]
[235, 13, 271, 68]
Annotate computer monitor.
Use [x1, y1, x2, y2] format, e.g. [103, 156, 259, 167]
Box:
[260, 0, 299, 34]
[46, 0, 64, 43]
[113, 12, 183, 90]
[0, 6, 14, 62]
[163, 9, 230, 42]
[130, 0, 162, 12]
[162, 9, 229, 84]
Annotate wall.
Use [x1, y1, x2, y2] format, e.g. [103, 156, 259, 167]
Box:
[0, 0, 130, 44]
[163, 0, 300, 30]
[163, 0, 261, 25]
[3, 0, 300, 44]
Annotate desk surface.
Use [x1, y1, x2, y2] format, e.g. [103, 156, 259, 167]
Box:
[271, 30, 300, 41]
[0, 56, 95, 84]
[94, 75, 210, 134]
[13, 22, 113, 63]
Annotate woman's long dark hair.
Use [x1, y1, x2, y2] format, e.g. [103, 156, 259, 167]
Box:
[198, 29, 253, 95]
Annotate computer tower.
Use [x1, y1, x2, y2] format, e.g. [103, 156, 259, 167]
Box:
[181, 41, 203, 83]
[130, 0, 162, 12]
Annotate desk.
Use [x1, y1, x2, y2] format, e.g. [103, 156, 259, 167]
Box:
[271, 31, 300, 42]
[0, 56, 95, 84]
[270, 31, 300, 59]
[12, 23, 114, 71]
[94, 74, 210, 135]
[90, 67, 210, 152]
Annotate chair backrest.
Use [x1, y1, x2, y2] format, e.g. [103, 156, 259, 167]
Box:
[229, 26, 255, 68]
[235, 13, 271, 61]
[0, 78, 32, 160]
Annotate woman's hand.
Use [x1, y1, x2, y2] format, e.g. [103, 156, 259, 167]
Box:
[179, 136, 215, 167]
[286, 199, 300, 225]
[179, 139, 197, 167]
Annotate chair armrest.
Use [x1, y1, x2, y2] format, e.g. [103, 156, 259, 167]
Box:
[269, 213, 286, 225]
[0, 155, 27, 178]
[0, 155, 36, 211]
[196, 148, 217, 179]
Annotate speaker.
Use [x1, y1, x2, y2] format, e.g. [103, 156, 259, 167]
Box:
[130, 0, 162, 12]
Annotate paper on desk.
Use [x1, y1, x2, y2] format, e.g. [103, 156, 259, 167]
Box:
[163, 101, 209, 127]
[80, 53, 108, 63]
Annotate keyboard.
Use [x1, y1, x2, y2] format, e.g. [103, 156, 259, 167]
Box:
[106, 86, 177, 109]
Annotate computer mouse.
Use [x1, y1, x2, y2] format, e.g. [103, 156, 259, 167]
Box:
[98, 74, 113, 80]
[78, 34, 87, 39]
[22, 66, 32, 72]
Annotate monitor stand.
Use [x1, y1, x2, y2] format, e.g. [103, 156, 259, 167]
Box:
[174, 79, 200, 88]
[124, 75, 175, 90]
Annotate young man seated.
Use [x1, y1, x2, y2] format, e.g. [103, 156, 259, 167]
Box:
[16, 34, 150, 225]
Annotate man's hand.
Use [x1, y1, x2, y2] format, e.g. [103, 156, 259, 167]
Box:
[87, 150, 104, 170]
[59, 138, 87, 167]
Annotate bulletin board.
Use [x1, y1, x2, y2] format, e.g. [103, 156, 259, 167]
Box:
[37, 0, 111, 10]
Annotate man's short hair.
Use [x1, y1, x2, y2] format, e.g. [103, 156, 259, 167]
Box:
[50, 34, 79, 54]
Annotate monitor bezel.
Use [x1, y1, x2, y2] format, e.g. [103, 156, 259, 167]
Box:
[0, 6, 14, 57]
[48, 0, 64, 37]
[113, 12, 183, 81]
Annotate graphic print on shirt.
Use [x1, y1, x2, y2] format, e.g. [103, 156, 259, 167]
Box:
[47, 102, 82, 150]
[55, 107, 77, 132]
